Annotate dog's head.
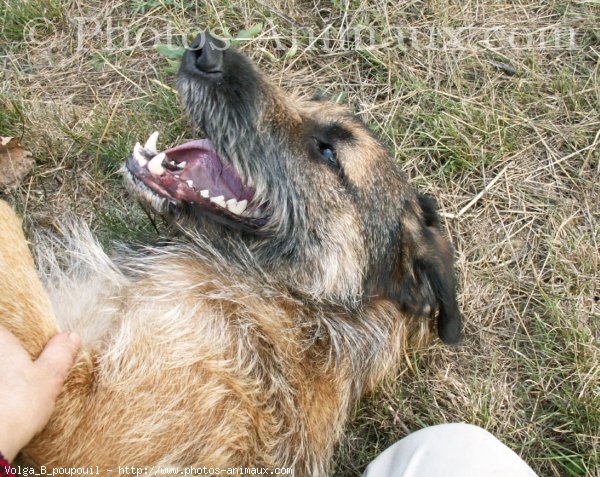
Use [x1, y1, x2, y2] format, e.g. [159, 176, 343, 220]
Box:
[124, 32, 462, 344]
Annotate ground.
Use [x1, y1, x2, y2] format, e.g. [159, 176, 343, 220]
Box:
[0, 1, 598, 476]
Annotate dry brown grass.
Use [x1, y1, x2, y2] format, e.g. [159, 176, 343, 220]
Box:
[1, 0, 598, 475]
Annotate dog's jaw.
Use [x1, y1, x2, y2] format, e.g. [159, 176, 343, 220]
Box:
[123, 131, 270, 233]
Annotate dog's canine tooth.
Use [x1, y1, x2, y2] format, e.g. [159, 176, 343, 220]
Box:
[210, 195, 226, 208]
[178, 161, 187, 169]
[186, 180, 194, 188]
[148, 152, 166, 175]
[200, 190, 210, 198]
[133, 142, 148, 167]
[145, 131, 159, 155]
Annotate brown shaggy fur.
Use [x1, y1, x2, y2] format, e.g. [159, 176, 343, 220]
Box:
[0, 35, 461, 476]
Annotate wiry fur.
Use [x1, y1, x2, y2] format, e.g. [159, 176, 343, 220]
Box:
[1, 35, 461, 476]
[13, 220, 423, 474]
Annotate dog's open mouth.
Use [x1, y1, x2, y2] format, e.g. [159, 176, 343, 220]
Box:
[125, 132, 267, 230]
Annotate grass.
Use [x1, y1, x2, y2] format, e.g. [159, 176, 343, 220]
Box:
[0, 0, 63, 44]
[1, 0, 599, 475]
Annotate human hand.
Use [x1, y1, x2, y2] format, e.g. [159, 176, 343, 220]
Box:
[0, 326, 80, 461]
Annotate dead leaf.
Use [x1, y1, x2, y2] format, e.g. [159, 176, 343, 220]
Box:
[0, 136, 34, 191]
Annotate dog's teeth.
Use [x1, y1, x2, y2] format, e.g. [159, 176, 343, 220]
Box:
[186, 180, 194, 188]
[145, 131, 159, 155]
[210, 195, 226, 208]
[133, 142, 147, 166]
[227, 199, 248, 215]
[148, 152, 166, 175]
[177, 161, 187, 169]
[238, 200, 248, 214]
[200, 190, 210, 198]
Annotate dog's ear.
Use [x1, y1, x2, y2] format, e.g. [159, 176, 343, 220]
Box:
[386, 194, 462, 345]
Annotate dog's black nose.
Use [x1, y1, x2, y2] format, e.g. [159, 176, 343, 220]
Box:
[187, 32, 226, 75]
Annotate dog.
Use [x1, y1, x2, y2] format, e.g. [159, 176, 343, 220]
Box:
[0, 32, 461, 476]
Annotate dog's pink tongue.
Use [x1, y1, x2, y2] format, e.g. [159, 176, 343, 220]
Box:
[165, 139, 253, 201]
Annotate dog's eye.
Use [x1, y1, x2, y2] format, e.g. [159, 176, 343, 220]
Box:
[315, 140, 340, 169]
[320, 145, 335, 161]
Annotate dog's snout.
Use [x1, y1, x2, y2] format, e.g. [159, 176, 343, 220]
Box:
[185, 32, 226, 76]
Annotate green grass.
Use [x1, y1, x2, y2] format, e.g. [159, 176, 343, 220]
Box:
[38, 83, 185, 243]
[516, 299, 599, 475]
[0, 96, 25, 137]
[0, 0, 63, 44]
[1, 0, 599, 475]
